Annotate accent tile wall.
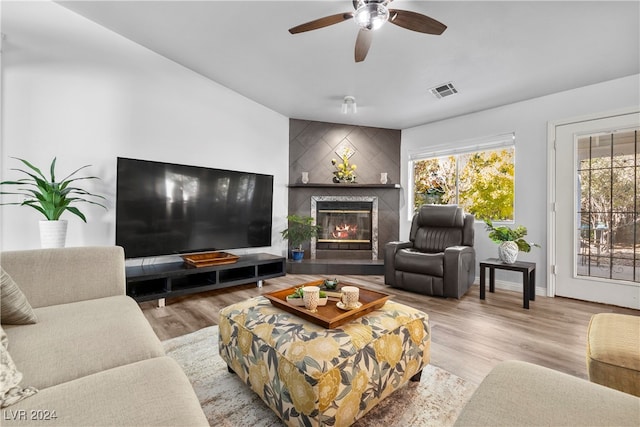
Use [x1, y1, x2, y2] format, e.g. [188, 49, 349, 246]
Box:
[289, 119, 401, 185]
[288, 119, 402, 259]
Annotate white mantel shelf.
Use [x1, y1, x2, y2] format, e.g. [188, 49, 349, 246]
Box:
[288, 183, 401, 189]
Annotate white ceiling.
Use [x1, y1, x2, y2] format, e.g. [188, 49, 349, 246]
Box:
[57, 1, 640, 130]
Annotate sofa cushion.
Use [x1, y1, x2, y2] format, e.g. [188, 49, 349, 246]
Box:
[3, 356, 209, 426]
[395, 249, 444, 276]
[454, 360, 640, 426]
[1, 247, 126, 309]
[1, 268, 37, 325]
[3, 295, 165, 390]
[0, 325, 37, 408]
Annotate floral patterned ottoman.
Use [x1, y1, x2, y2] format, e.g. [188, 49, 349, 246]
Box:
[218, 296, 430, 427]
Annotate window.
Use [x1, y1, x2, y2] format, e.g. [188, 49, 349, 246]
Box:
[577, 128, 639, 283]
[410, 134, 515, 221]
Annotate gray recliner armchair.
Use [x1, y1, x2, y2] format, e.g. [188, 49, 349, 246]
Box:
[384, 204, 475, 298]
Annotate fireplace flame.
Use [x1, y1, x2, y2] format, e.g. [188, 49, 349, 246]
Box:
[332, 223, 358, 239]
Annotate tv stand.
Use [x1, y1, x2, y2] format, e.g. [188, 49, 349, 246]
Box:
[125, 253, 285, 304]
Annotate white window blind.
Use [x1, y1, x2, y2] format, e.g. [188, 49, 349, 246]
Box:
[408, 132, 515, 161]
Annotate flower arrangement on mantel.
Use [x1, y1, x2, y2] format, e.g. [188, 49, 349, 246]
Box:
[331, 147, 357, 183]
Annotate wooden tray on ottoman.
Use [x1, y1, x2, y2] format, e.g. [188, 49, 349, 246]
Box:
[264, 280, 392, 329]
[181, 251, 239, 268]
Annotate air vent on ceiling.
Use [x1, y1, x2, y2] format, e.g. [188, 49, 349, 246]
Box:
[429, 82, 458, 99]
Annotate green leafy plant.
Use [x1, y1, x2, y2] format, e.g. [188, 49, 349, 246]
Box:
[280, 214, 321, 250]
[287, 287, 326, 299]
[484, 219, 540, 252]
[0, 157, 107, 222]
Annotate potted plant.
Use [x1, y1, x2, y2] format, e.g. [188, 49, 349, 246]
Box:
[285, 287, 328, 306]
[0, 157, 107, 248]
[280, 214, 321, 261]
[484, 219, 540, 264]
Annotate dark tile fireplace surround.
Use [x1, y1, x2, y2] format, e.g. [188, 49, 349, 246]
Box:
[287, 120, 401, 275]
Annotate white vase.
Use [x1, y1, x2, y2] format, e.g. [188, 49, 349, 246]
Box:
[498, 241, 519, 264]
[39, 220, 68, 248]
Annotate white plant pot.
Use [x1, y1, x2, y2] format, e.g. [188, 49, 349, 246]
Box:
[39, 220, 68, 248]
[498, 241, 519, 264]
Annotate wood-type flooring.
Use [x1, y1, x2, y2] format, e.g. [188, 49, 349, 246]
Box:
[140, 274, 638, 385]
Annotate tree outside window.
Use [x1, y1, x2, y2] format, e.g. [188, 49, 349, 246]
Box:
[413, 156, 456, 206]
[412, 147, 515, 221]
[577, 129, 638, 282]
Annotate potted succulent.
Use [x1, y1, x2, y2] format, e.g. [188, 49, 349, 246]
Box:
[285, 286, 328, 306]
[484, 219, 540, 264]
[0, 157, 107, 248]
[280, 214, 321, 261]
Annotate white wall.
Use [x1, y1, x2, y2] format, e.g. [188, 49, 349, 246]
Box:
[401, 74, 640, 292]
[0, 1, 289, 260]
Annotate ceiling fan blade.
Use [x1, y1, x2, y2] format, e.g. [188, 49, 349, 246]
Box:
[354, 29, 373, 62]
[288, 12, 354, 34]
[387, 9, 447, 35]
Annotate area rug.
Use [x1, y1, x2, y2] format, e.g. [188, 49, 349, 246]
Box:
[163, 326, 476, 427]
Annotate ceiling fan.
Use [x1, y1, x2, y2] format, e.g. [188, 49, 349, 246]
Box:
[288, 0, 447, 63]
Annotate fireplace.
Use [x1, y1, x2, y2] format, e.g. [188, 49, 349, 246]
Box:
[316, 201, 372, 250]
[311, 196, 378, 260]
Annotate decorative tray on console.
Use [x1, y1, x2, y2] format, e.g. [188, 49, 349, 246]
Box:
[264, 280, 392, 329]
[181, 252, 239, 268]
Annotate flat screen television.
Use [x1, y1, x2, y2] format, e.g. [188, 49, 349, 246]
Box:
[116, 157, 273, 259]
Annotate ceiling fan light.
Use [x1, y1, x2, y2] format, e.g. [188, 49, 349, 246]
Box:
[354, 3, 389, 31]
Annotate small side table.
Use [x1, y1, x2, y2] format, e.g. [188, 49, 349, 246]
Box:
[479, 258, 536, 309]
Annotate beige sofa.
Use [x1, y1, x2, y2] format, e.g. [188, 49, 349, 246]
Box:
[454, 360, 640, 426]
[1, 246, 208, 426]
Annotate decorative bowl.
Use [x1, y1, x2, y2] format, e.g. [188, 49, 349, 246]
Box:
[323, 278, 339, 289]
